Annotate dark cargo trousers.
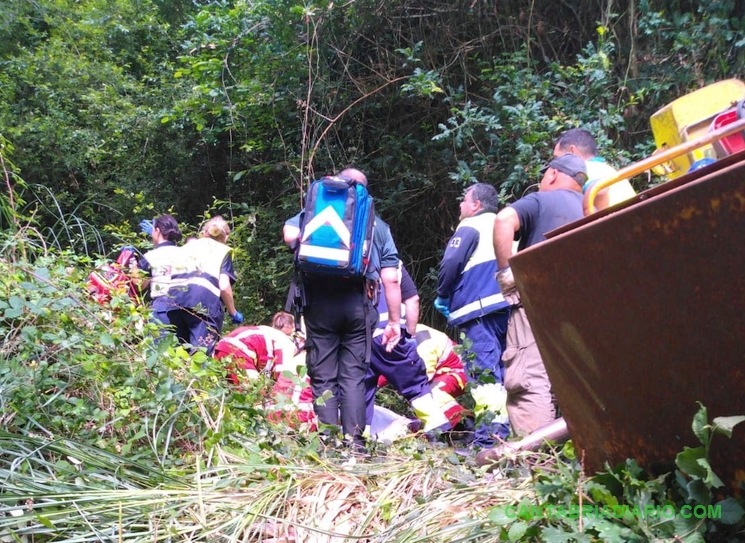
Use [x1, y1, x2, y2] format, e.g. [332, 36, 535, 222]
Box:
[304, 282, 378, 443]
[364, 335, 431, 426]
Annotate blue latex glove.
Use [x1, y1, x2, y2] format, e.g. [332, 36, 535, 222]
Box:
[231, 311, 244, 324]
[139, 219, 154, 235]
[434, 296, 450, 319]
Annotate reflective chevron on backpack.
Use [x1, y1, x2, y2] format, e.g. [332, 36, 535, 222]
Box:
[296, 175, 375, 279]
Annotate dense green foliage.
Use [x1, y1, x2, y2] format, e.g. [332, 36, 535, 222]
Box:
[2, 0, 744, 322]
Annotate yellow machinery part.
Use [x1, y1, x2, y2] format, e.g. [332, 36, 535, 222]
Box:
[650, 79, 745, 177]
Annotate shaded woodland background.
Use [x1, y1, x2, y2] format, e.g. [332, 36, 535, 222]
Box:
[2, 0, 744, 325]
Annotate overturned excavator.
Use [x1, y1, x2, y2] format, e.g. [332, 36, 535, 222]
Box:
[477, 80, 745, 496]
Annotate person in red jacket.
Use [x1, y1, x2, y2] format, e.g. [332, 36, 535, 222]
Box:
[412, 324, 467, 399]
[212, 314, 316, 429]
[213, 324, 296, 384]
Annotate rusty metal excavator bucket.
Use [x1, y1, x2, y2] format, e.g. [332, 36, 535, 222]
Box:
[509, 120, 745, 494]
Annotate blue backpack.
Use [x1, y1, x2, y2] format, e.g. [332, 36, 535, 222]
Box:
[296, 176, 375, 279]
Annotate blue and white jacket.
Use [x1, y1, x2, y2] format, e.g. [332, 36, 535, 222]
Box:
[437, 211, 508, 327]
[167, 237, 235, 328]
[140, 242, 181, 312]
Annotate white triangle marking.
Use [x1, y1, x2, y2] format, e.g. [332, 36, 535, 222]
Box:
[301, 206, 351, 248]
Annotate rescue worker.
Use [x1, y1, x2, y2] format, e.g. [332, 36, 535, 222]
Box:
[436, 183, 511, 445]
[553, 128, 636, 213]
[375, 261, 419, 335]
[375, 323, 468, 430]
[436, 183, 510, 383]
[283, 167, 402, 448]
[368, 261, 465, 434]
[130, 214, 182, 334]
[271, 310, 296, 337]
[212, 320, 316, 428]
[213, 324, 296, 383]
[493, 153, 586, 435]
[412, 324, 467, 401]
[166, 216, 243, 354]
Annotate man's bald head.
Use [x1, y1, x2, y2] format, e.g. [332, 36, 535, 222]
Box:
[338, 168, 368, 186]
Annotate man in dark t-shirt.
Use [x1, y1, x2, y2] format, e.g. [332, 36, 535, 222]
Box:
[375, 261, 419, 333]
[492, 153, 586, 436]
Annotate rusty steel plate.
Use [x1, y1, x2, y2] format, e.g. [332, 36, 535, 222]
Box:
[509, 155, 745, 494]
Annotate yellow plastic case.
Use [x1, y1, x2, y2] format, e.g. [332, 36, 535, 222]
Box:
[650, 79, 745, 177]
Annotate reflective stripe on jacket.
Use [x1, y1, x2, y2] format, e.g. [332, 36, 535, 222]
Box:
[142, 243, 182, 300]
[168, 237, 232, 324]
[447, 213, 508, 326]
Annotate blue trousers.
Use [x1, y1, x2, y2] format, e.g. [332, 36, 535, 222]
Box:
[461, 311, 511, 446]
[460, 310, 509, 383]
[165, 308, 221, 355]
[364, 336, 431, 425]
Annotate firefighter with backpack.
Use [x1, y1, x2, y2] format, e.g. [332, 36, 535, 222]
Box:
[283, 167, 401, 449]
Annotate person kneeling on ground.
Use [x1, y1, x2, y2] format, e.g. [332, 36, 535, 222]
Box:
[371, 323, 468, 434]
[212, 320, 316, 429]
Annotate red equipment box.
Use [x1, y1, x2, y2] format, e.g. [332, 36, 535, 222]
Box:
[712, 105, 745, 156]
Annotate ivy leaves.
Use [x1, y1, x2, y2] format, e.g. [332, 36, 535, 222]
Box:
[482, 403, 745, 542]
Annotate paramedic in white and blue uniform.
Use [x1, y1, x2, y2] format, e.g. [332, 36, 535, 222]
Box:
[166, 216, 241, 355]
[134, 215, 182, 335]
[436, 183, 510, 384]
